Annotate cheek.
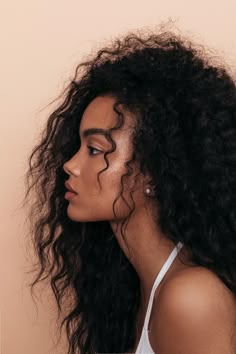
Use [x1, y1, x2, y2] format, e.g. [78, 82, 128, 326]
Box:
[104, 165, 142, 207]
[99, 160, 127, 192]
[83, 159, 106, 188]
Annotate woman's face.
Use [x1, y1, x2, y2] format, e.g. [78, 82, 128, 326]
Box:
[63, 95, 147, 223]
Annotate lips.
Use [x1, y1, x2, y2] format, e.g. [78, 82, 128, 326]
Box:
[65, 181, 78, 194]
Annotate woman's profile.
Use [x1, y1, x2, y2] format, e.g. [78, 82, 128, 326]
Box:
[24, 27, 236, 354]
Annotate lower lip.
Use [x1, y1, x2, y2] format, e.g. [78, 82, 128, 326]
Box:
[65, 191, 78, 200]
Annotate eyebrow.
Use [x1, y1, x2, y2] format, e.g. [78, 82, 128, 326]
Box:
[81, 128, 109, 139]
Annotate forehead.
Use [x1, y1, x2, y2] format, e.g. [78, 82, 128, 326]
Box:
[79, 95, 134, 133]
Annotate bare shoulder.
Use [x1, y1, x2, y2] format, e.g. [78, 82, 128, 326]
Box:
[149, 266, 236, 354]
[156, 266, 236, 309]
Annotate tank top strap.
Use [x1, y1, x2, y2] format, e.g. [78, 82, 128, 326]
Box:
[143, 241, 184, 330]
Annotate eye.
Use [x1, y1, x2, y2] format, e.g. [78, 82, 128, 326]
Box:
[87, 145, 103, 156]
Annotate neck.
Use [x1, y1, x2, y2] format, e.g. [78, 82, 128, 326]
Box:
[110, 205, 178, 305]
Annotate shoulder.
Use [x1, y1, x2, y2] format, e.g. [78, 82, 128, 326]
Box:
[149, 266, 236, 354]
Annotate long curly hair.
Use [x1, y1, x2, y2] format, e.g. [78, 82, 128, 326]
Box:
[23, 28, 236, 354]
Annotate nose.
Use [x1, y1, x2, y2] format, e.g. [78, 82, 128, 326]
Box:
[63, 154, 81, 177]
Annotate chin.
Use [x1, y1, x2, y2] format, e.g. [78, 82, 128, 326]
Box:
[66, 205, 84, 222]
[66, 206, 98, 222]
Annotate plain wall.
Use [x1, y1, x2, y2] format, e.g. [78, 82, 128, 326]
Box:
[1, 1, 236, 353]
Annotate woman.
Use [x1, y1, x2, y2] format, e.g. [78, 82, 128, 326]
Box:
[24, 28, 236, 354]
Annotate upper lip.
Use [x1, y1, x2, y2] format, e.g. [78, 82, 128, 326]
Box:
[65, 181, 78, 194]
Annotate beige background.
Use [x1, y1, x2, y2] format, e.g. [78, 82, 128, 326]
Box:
[0, 0, 236, 353]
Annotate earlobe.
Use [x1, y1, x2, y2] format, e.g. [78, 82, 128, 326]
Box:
[144, 185, 155, 197]
[143, 176, 156, 197]
[141, 173, 156, 197]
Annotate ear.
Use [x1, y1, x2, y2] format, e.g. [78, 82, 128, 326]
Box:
[142, 175, 156, 197]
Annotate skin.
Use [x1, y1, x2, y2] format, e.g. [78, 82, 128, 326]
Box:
[63, 95, 236, 353]
[149, 267, 236, 354]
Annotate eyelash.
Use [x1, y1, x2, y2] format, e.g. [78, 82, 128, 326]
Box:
[87, 145, 103, 156]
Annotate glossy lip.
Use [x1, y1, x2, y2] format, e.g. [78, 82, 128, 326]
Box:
[65, 191, 78, 201]
[65, 181, 78, 194]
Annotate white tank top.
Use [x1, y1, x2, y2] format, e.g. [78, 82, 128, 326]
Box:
[135, 241, 184, 354]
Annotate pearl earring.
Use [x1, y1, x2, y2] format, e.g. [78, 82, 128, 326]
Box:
[146, 188, 151, 195]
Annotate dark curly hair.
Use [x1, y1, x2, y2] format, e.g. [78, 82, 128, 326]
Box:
[23, 27, 236, 354]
